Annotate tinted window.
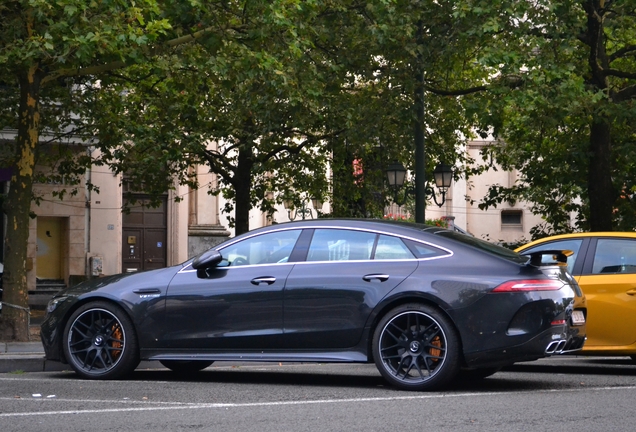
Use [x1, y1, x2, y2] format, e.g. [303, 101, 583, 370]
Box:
[374, 235, 415, 260]
[592, 238, 636, 274]
[521, 239, 582, 274]
[403, 239, 449, 259]
[219, 230, 301, 266]
[307, 229, 376, 261]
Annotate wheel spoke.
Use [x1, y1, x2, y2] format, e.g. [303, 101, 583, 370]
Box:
[412, 360, 426, 379]
[380, 343, 402, 353]
[394, 356, 408, 377]
[102, 317, 118, 333]
[387, 322, 405, 339]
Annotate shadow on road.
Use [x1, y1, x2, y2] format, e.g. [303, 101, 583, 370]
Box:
[43, 357, 636, 392]
[503, 356, 636, 376]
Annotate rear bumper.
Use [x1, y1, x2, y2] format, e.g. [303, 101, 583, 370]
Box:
[463, 322, 586, 368]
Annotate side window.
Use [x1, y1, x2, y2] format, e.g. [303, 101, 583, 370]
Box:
[403, 239, 449, 259]
[219, 229, 301, 267]
[521, 239, 582, 274]
[374, 235, 415, 260]
[592, 239, 636, 274]
[307, 229, 376, 261]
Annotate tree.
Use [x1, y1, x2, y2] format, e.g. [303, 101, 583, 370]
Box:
[476, 0, 636, 234]
[0, 0, 213, 340]
[85, 1, 349, 235]
[328, 0, 506, 221]
[88, 0, 503, 229]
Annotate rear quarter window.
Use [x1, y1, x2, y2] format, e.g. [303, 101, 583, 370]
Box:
[403, 239, 449, 259]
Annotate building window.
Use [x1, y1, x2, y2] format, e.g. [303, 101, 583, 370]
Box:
[501, 210, 522, 226]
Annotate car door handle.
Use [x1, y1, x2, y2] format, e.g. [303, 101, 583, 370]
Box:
[251, 277, 276, 285]
[363, 274, 389, 282]
[627, 289, 636, 296]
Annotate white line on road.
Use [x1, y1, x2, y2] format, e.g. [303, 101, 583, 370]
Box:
[2, 385, 636, 418]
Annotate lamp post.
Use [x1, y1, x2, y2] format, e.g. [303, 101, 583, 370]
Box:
[386, 161, 452, 210]
[283, 197, 323, 220]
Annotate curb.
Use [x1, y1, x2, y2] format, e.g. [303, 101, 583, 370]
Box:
[0, 355, 72, 373]
[0, 354, 162, 374]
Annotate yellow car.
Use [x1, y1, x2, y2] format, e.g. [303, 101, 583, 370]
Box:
[517, 232, 636, 360]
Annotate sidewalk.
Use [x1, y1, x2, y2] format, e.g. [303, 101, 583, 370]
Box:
[0, 309, 73, 373]
[0, 322, 71, 373]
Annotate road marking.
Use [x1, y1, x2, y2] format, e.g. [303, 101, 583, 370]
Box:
[0, 397, 196, 405]
[2, 385, 636, 417]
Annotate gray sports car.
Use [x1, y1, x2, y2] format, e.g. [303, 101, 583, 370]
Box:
[41, 219, 586, 390]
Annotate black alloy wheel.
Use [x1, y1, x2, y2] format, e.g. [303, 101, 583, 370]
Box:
[63, 301, 139, 380]
[372, 304, 460, 391]
[160, 360, 214, 374]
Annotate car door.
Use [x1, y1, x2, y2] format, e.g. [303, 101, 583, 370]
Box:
[578, 237, 636, 347]
[161, 229, 302, 350]
[283, 228, 418, 349]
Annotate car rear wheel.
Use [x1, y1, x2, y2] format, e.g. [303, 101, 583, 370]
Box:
[372, 304, 460, 391]
[63, 301, 139, 380]
[160, 360, 214, 374]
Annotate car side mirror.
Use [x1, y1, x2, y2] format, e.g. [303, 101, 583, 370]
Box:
[192, 249, 223, 270]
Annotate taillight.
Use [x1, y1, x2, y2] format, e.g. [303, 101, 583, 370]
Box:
[492, 279, 564, 292]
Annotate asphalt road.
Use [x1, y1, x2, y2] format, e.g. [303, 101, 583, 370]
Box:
[1, 356, 636, 432]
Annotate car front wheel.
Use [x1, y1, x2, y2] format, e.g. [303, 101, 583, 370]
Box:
[63, 301, 139, 380]
[372, 303, 460, 391]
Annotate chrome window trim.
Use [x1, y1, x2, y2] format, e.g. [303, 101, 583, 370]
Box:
[179, 254, 450, 273]
[178, 260, 296, 273]
[178, 224, 454, 273]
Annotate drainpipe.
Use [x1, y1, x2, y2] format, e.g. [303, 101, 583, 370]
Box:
[85, 146, 92, 280]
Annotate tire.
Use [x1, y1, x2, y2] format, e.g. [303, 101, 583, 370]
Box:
[372, 303, 460, 391]
[160, 360, 214, 374]
[63, 301, 139, 380]
[457, 366, 501, 381]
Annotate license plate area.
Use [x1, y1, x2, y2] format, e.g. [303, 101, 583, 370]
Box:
[571, 310, 585, 325]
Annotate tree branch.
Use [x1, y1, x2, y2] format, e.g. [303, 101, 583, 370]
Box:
[256, 128, 346, 163]
[423, 84, 488, 96]
[614, 84, 636, 102]
[42, 26, 220, 84]
[609, 45, 636, 62]
[202, 148, 235, 179]
[603, 68, 636, 80]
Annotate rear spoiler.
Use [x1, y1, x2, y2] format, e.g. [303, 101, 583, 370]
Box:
[520, 250, 573, 267]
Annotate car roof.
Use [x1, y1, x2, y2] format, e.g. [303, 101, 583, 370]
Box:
[241, 218, 445, 235]
[516, 232, 636, 252]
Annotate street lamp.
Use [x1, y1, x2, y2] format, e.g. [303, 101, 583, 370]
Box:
[283, 197, 323, 220]
[386, 161, 452, 208]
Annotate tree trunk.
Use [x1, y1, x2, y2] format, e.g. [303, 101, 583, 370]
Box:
[233, 144, 253, 235]
[587, 119, 614, 231]
[0, 66, 42, 341]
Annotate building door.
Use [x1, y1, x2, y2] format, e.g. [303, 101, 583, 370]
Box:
[122, 196, 167, 273]
[36, 217, 65, 280]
